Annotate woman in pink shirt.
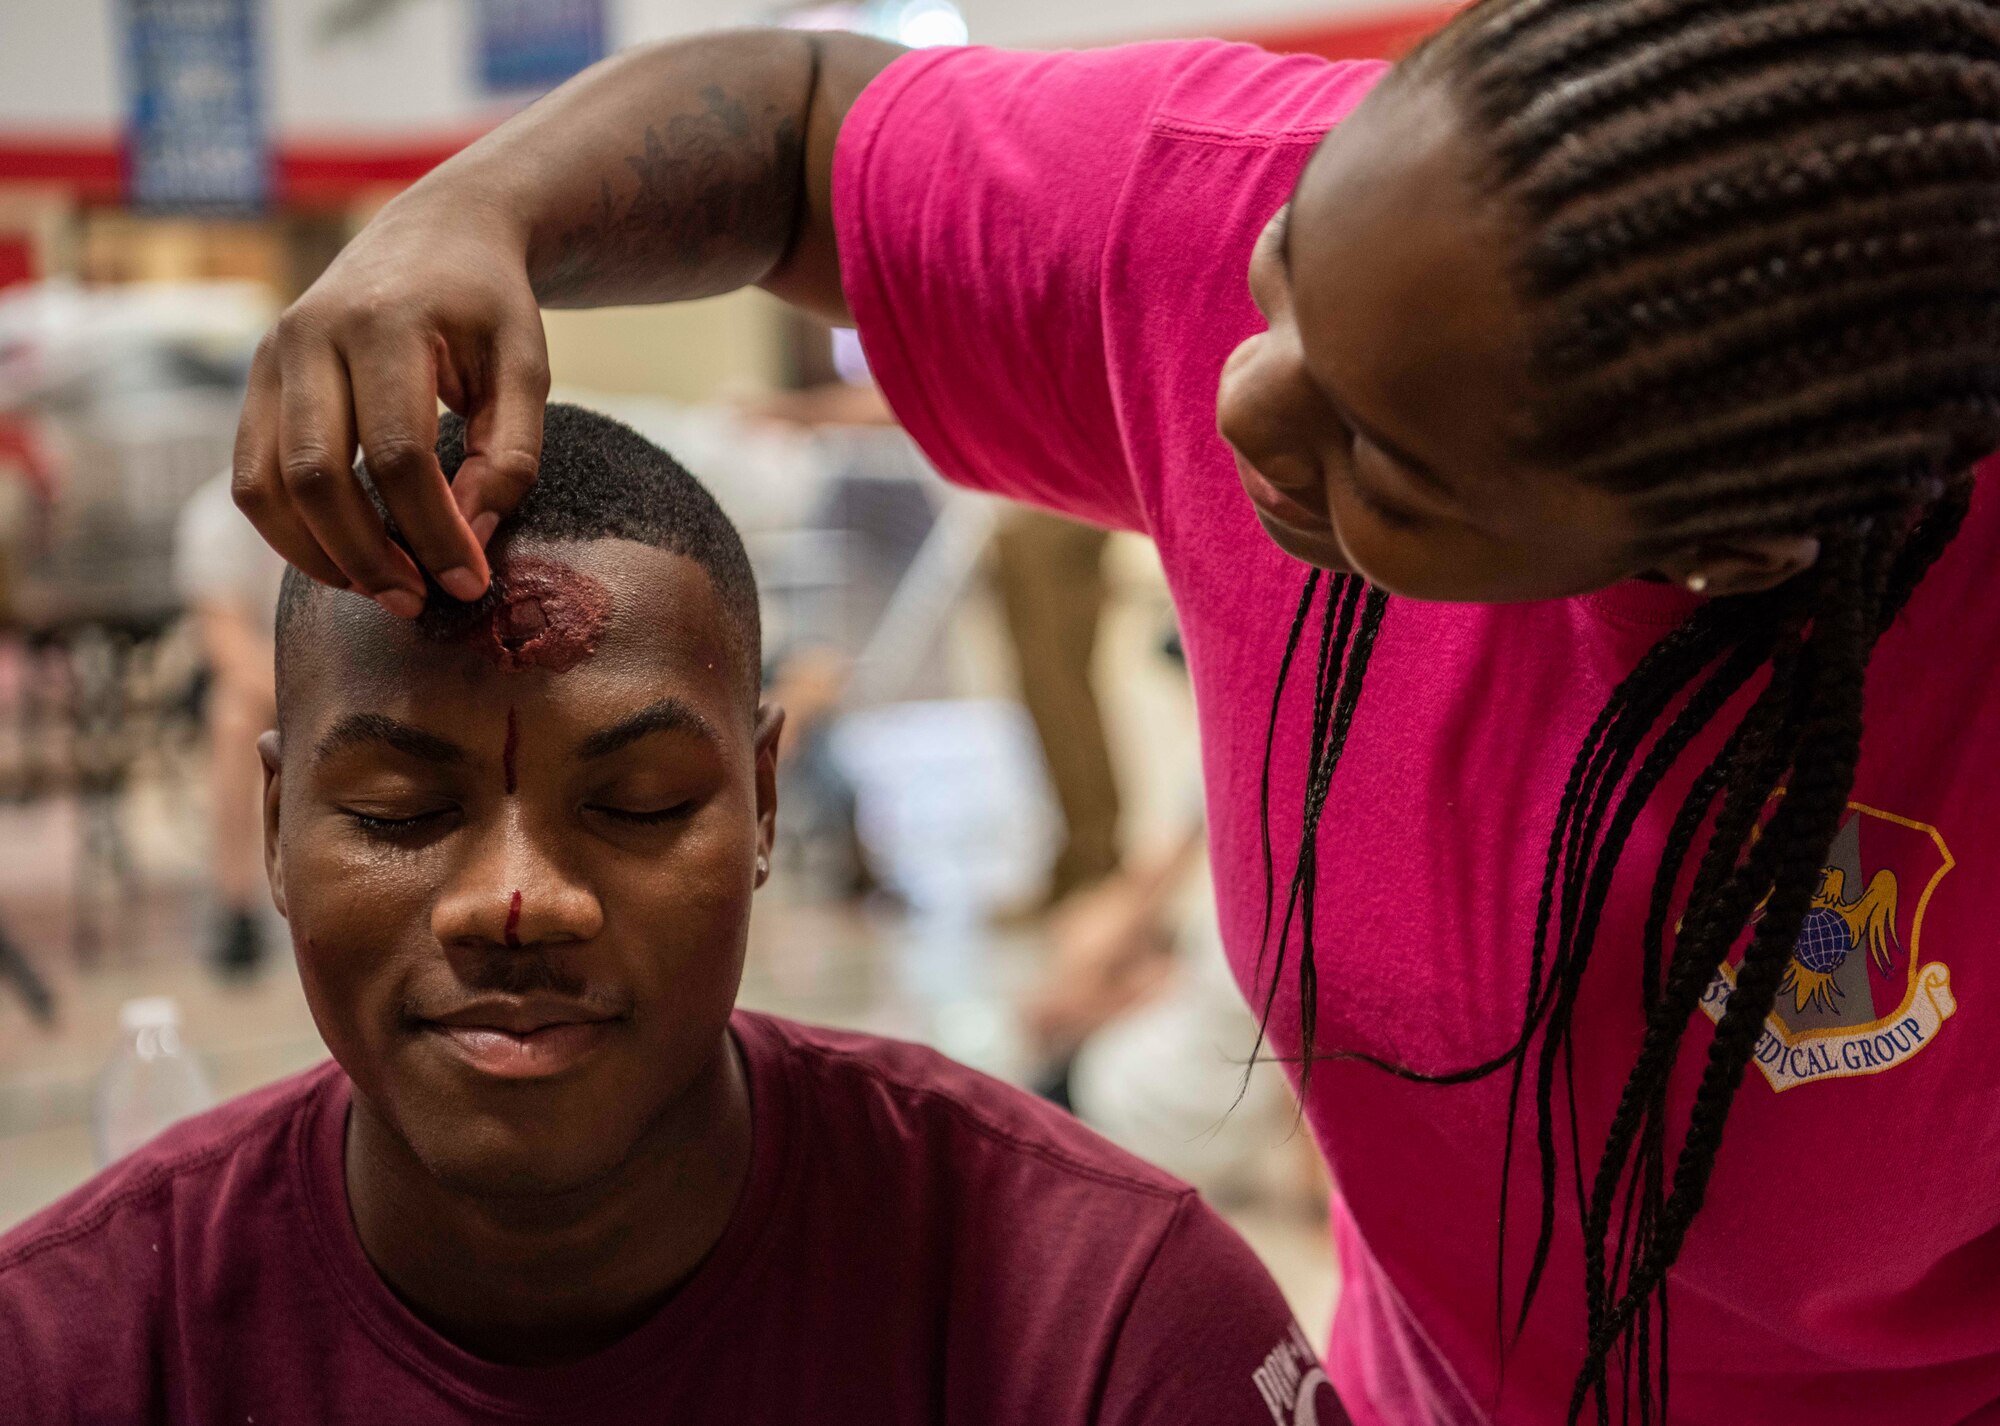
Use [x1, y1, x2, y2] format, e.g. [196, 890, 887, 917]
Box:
[231, 3, 2000, 1423]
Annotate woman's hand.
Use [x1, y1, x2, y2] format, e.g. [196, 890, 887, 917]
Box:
[230, 30, 899, 612]
[231, 193, 547, 614]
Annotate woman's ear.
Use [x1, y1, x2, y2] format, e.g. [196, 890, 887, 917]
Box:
[258, 730, 287, 918]
[1656, 533, 1822, 597]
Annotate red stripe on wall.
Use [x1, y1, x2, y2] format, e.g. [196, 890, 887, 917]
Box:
[0, 136, 124, 202]
[278, 136, 486, 205]
[0, 133, 478, 206]
[0, 235, 37, 289]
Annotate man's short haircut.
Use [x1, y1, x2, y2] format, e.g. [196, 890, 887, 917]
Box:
[274, 402, 761, 705]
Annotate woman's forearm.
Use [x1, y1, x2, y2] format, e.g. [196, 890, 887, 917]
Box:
[229, 27, 895, 596]
[401, 29, 828, 309]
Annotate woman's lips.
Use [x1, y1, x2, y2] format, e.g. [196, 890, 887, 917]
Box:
[1232, 451, 1327, 531]
[423, 1020, 617, 1080]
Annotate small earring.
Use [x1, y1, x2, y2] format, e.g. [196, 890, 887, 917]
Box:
[756, 854, 769, 877]
[1686, 572, 1710, 594]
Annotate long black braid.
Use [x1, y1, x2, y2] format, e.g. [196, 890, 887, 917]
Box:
[1253, 3, 2000, 1421]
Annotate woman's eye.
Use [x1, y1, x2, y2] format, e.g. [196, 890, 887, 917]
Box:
[1339, 436, 1430, 532]
[1352, 479, 1426, 531]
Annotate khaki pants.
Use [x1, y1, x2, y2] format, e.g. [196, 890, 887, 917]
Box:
[993, 509, 1121, 902]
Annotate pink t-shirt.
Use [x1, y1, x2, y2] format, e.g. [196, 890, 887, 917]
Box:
[0, 1012, 1332, 1425]
[837, 40, 2000, 1426]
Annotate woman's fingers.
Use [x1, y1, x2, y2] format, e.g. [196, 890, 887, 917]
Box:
[274, 324, 425, 617]
[231, 339, 349, 590]
[348, 326, 489, 602]
[450, 306, 550, 547]
[233, 226, 552, 616]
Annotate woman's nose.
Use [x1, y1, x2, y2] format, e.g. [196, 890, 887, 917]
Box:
[1218, 336, 1289, 456]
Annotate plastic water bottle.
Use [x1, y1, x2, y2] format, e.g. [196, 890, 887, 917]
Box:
[92, 997, 216, 1168]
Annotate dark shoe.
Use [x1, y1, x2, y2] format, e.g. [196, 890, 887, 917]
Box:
[213, 909, 266, 979]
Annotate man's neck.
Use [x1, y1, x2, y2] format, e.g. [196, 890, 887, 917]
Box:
[344, 1035, 753, 1367]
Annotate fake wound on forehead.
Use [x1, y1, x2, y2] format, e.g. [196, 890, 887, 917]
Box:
[426, 555, 612, 674]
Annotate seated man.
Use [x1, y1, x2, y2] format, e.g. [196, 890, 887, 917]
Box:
[0, 405, 1340, 1426]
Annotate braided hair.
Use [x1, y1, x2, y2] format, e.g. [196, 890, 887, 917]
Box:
[1255, 3, 2000, 1420]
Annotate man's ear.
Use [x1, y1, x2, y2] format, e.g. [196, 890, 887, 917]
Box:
[257, 730, 287, 918]
[1655, 533, 1822, 598]
[752, 703, 785, 889]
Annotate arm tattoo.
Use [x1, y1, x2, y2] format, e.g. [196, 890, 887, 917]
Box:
[533, 84, 807, 303]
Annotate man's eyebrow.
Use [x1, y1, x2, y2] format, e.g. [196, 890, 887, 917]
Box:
[577, 698, 718, 761]
[315, 714, 465, 768]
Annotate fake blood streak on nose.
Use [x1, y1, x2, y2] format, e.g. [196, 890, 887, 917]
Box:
[504, 890, 522, 949]
[502, 708, 519, 794]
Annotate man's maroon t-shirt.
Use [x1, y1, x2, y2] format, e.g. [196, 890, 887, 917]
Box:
[0, 1011, 1336, 1424]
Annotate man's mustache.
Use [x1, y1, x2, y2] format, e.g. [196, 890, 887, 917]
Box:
[399, 944, 631, 1022]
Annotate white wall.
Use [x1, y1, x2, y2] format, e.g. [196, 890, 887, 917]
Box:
[617, 0, 1377, 51]
[947, 0, 1355, 48]
[0, 0, 1408, 138]
[0, 0, 121, 131]
[272, 0, 486, 134]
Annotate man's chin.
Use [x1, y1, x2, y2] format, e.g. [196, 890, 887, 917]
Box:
[383, 1071, 652, 1202]
[408, 1116, 639, 1203]
[348, 1025, 739, 1207]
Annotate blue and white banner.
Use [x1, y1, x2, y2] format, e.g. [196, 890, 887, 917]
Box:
[121, 0, 269, 214]
[475, 0, 606, 95]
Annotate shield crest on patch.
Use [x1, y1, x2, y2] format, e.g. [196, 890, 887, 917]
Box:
[1699, 802, 1957, 1092]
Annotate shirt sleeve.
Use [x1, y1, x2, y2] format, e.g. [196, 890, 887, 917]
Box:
[0, 1225, 162, 1424]
[1096, 1194, 1355, 1426]
[835, 43, 1201, 535]
[0, 1287, 53, 1426]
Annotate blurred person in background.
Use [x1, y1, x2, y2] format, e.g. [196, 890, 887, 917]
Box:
[0, 422, 57, 1021]
[0, 406, 1330, 1424]
[735, 378, 890, 899]
[1028, 817, 1200, 1071]
[0, 418, 55, 620]
[1041, 831, 1328, 1216]
[763, 637, 875, 896]
[747, 372, 1124, 916]
[227, 9, 2000, 1424]
[174, 469, 285, 977]
[992, 508, 1121, 913]
[1027, 712, 1326, 1220]
[749, 358, 1124, 916]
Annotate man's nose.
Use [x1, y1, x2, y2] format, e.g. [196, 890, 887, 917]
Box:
[430, 808, 604, 950]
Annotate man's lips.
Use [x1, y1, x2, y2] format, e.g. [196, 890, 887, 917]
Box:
[1232, 451, 1328, 531]
[422, 996, 616, 1036]
[415, 997, 623, 1080]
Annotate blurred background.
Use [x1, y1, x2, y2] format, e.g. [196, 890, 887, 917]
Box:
[0, 0, 1456, 1340]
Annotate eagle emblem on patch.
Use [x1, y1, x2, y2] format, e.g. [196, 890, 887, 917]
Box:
[1700, 803, 1956, 1092]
